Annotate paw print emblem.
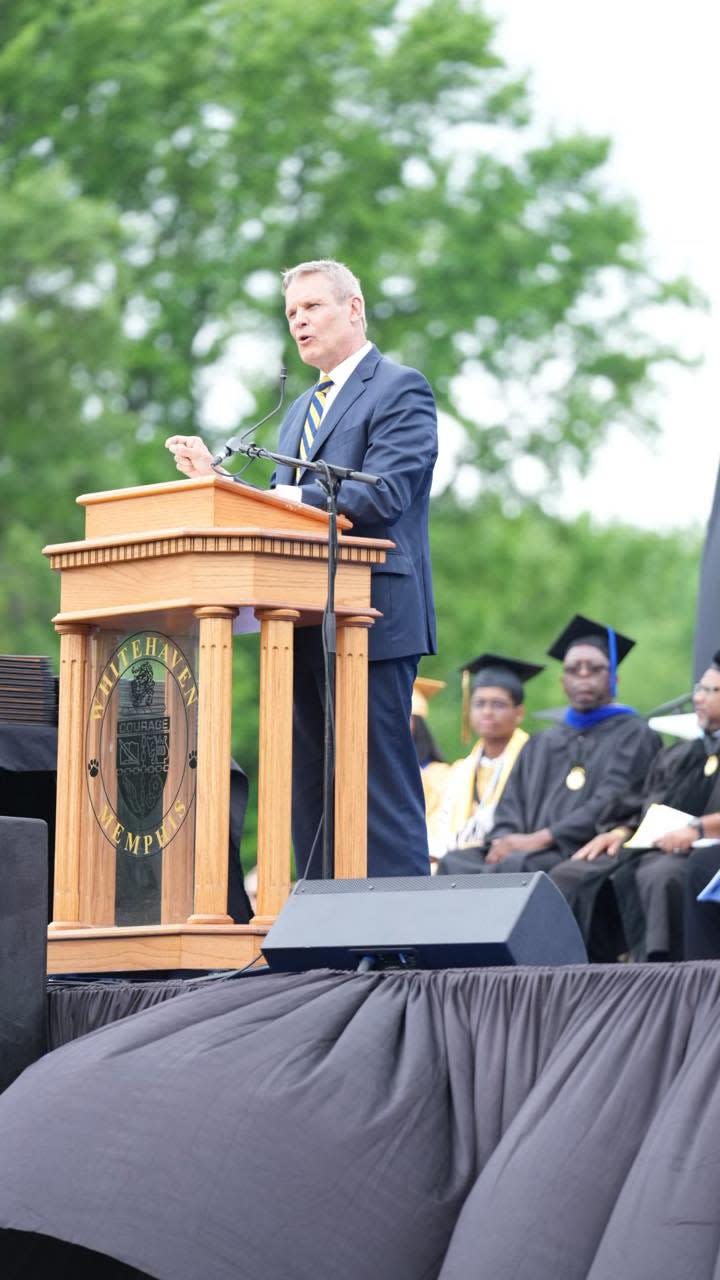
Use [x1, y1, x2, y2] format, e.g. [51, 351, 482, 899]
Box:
[188, 750, 197, 769]
[88, 759, 100, 777]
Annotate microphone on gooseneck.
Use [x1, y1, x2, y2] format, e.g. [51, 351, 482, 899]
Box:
[211, 367, 288, 467]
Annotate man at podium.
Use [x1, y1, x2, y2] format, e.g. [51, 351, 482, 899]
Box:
[166, 258, 438, 879]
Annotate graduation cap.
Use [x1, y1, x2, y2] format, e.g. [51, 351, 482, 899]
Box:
[547, 613, 635, 697]
[460, 653, 544, 742]
[411, 676, 446, 719]
[463, 653, 544, 691]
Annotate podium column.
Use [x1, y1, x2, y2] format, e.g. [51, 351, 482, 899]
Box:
[335, 614, 373, 879]
[50, 622, 93, 930]
[187, 605, 237, 926]
[252, 608, 299, 926]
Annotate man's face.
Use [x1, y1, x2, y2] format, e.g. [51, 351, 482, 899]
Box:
[693, 666, 720, 731]
[561, 643, 612, 712]
[284, 271, 364, 372]
[469, 684, 523, 746]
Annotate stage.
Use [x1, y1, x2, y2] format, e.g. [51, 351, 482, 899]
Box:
[1, 960, 720, 1279]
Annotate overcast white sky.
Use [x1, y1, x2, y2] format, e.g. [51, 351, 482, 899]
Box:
[201, 2, 718, 532]
[488, 0, 719, 531]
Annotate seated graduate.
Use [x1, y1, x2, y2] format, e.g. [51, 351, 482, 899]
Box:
[553, 651, 720, 961]
[430, 653, 540, 862]
[410, 676, 450, 846]
[438, 614, 662, 878]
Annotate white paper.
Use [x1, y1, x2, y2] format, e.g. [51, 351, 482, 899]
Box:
[624, 802, 694, 848]
[273, 484, 303, 504]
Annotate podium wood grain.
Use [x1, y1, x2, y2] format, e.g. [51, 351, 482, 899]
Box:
[253, 609, 299, 925]
[335, 616, 373, 879]
[50, 624, 93, 930]
[187, 607, 236, 925]
[45, 477, 390, 971]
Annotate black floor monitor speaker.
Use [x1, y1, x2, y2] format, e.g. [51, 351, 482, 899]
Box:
[0, 816, 48, 1091]
[262, 872, 587, 972]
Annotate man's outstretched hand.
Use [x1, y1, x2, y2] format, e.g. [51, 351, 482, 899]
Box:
[165, 435, 214, 478]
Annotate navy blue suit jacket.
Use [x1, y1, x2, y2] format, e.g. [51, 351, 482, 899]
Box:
[273, 345, 438, 662]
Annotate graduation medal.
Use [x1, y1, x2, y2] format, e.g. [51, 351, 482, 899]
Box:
[565, 765, 586, 791]
[705, 754, 719, 777]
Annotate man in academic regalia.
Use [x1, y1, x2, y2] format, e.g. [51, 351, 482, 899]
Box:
[553, 652, 720, 960]
[430, 654, 541, 862]
[438, 615, 662, 879]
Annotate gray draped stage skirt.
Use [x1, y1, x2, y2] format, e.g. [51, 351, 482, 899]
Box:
[2, 963, 720, 1280]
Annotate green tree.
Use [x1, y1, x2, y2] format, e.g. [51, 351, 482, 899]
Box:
[0, 0, 703, 861]
[424, 496, 702, 762]
[1, 1, 696, 541]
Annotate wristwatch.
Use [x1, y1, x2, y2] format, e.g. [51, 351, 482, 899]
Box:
[689, 817, 706, 839]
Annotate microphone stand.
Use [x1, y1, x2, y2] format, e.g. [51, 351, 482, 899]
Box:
[232, 440, 380, 880]
[211, 369, 288, 469]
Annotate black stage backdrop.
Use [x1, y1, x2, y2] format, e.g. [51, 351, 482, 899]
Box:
[2, 963, 720, 1280]
[695, 456, 720, 679]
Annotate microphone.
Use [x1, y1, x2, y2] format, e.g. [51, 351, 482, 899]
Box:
[211, 367, 288, 467]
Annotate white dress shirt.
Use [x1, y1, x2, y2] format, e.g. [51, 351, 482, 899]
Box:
[275, 340, 373, 502]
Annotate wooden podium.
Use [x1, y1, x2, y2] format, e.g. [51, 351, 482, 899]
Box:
[44, 476, 391, 973]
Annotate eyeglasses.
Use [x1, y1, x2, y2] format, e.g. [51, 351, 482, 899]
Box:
[563, 662, 610, 677]
[694, 683, 720, 696]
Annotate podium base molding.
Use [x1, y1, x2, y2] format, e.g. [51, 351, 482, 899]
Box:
[47, 923, 267, 974]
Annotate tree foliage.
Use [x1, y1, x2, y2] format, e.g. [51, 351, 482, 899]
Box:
[1, 0, 696, 520]
[425, 496, 701, 760]
[0, 0, 705, 861]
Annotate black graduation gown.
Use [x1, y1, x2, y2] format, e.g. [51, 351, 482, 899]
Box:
[490, 715, 661, 858]
[684, 843, 720, 958]
[612, 739, 720, 959]
[553, 739, 720, 960]
[438, 713, 661, 878]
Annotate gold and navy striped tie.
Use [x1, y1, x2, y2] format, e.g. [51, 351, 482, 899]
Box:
[296, 375, 333, 480]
